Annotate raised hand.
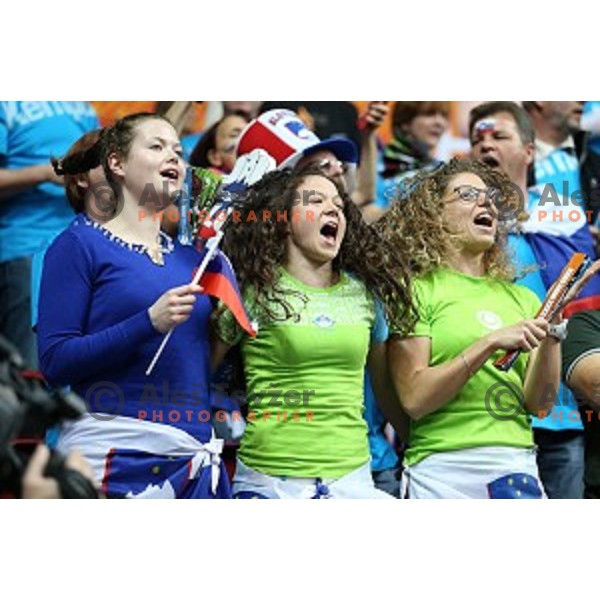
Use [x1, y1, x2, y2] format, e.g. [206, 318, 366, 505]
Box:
[357, 101, 389, 132]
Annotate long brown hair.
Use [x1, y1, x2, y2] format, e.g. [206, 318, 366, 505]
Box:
[220, 167, 417, 336]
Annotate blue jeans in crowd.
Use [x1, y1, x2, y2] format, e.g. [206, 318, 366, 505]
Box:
[534, 429, 584, 499]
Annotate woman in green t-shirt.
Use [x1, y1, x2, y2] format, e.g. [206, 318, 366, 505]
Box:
[211, 167, 416, 498]
[378, 157, 565, 499]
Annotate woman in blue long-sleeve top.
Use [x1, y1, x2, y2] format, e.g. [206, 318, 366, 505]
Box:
[37, 112, 231, 498]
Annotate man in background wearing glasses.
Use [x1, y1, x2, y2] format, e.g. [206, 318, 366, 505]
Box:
[469, 101, 600, 500]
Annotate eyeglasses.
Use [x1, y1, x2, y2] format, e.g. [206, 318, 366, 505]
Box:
[451, 185, 499, 204]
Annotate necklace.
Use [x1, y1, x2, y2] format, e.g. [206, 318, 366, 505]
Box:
[82, 214, 174, 266]
[144, 238, 171, 266]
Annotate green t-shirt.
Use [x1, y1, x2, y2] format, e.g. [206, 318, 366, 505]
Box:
[217, 269, 376, 478]
[397, 268, 542, 467]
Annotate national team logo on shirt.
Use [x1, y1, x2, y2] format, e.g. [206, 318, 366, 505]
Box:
[313, 314, 335, 328]
[476, 310, 503, 330]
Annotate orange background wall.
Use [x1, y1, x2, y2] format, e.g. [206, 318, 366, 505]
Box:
[91, 101, 208, 132]
[91, 101, 462, 144]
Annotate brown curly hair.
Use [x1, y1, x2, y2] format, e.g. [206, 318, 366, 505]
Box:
[375, 157, 516, 281]
[219, 167, 417, 336]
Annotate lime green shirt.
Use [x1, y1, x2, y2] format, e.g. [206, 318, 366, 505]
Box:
[396, 269, 542, 467]
[218, 269, 376, 478]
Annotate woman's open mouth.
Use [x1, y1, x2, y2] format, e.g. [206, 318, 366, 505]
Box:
[160, 168, 180, 183]
[320, 221, 339, 246]
[473, 212, 495, 231]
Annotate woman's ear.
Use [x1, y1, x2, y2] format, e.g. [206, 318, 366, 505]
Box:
[107, 151, 125, 178]
[75, 174, 90, 191]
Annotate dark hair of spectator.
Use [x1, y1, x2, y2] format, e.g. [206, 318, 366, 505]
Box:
[469, 101, 535, 145]
[392, 101, 450, 136]
[101, 112, 173, 183]
[51, 129, 103, 213]
[219, 166, 416, 337]
[189, 111, 249, 168]
[52, 113, 173, 215]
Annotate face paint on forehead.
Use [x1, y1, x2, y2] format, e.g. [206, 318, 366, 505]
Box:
[474, 118, 497, 139]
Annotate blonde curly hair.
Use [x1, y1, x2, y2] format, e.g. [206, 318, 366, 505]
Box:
[375, 157, 517, 281]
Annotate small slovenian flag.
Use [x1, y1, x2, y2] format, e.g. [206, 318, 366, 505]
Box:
[194, 250, 257, 338]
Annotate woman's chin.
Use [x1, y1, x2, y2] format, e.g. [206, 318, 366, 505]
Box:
[460, 237, 495, 256]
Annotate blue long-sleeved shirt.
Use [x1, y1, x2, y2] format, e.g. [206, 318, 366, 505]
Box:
[37, 214, 214, 442]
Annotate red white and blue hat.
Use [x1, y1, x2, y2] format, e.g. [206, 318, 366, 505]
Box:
[236, 109, 358, 169]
